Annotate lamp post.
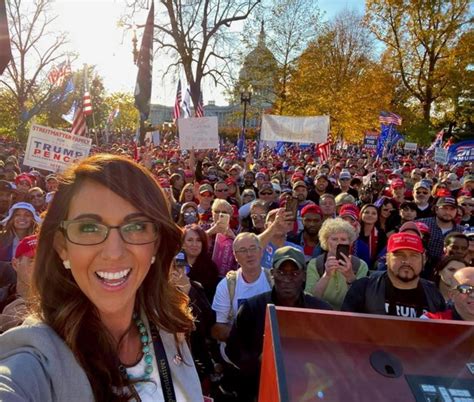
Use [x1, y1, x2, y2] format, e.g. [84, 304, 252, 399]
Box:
[132, 26, 139, 65]
[240, 84, 253, 136]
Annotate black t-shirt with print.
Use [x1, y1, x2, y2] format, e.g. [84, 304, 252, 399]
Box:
[384, 275, 429, 318]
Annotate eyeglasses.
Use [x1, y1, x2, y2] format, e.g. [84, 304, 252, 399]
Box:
[416, 191, 429, 195]
[251, 213, 266, 220]
[215, 188, 228, 193]
[60, 220, 158, 245]
[235, 245, 260, 255]
[273, 269, 302, 279]
[453, 284, 474, 295]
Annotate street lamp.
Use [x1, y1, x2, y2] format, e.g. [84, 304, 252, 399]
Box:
[240, 84, 253, 136]
[132, 26, 139, 65]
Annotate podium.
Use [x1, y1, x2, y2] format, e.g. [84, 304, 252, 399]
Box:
[259, 305, 474, 401]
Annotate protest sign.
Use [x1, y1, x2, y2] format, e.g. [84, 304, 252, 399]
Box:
[404, 142, 417, 151]
[434, 148, 448, 164]
[448, 140, 474, 163]
[212, 233, 237, 277]
[363, 132, 379, 150]
[24, 124, 92, 172]
[261, 114, 329, 143]
[178, 116, 219, 150]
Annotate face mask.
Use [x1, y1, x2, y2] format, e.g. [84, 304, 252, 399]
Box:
[184, 212, 198, 225]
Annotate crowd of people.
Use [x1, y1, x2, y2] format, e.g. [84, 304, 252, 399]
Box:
[0, 135, 472, 401]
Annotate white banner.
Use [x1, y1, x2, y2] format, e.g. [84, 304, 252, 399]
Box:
[404, 142, 418, 151]
[178, 116, 219, 150]
[434, 147, 448, 164]
[261, 114, 329, 143]
[24, 124, 92, 172]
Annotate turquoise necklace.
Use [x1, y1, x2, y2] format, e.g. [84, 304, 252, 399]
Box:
[121, 314, 154, 381]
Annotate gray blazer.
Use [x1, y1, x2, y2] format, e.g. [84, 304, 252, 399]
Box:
[0, 319, 203, 401]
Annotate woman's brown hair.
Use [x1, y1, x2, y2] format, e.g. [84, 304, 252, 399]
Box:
[31, 154, 194, 400]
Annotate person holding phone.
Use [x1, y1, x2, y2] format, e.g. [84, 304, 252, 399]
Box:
[305, 218, 369, 310]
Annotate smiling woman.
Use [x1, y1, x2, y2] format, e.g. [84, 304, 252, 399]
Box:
[0, 155, 202, 401]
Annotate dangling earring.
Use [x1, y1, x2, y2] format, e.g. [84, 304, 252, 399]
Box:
[151, 256, 156, 264]
[63, 260, 71, 270]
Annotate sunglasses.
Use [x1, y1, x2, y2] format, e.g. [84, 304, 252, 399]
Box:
[416, 191, 429, 195]
[260, 191, 273, 196]
[454, 284, 474, 295]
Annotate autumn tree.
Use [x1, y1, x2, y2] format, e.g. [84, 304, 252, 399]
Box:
[123, 0, 260, 111]
[365, 0, 472, 127]
[285, 10, 395, 142]
[0, 0, 71, 142]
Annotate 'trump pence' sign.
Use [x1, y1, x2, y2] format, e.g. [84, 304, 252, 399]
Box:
[24, 124, 92, 172]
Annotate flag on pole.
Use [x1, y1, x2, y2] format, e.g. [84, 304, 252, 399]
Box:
[62, 100, 77, 124]
[182, 86, 192, 118]
[48, 60, 72, 87]
[428, 130, 444, 151]
[82, 67, 93, 116]
[195, 91, 204, 117]
[71, 105, 87, 136]
[316, 142, 331, 163]
[107, 106, 120, 125]
[0, 0, 12, 75]
[134, 1, 154, 121]
[173, 79, 182, 121]
[379, 111, 402, 126]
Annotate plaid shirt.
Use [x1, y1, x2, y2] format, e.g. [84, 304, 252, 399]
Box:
[416, 217, 464, 259]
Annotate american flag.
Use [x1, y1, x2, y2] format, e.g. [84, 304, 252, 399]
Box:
[48, 61, 71, 86]
[379, 111, 402, 126]
[173, 79, 182, 121]
[71, 105, 87, 136]
[195, 91, 204, 117]
[83, 91, 93, 116]
[317, 142, 331, 163]
[428, 130, 444, 151]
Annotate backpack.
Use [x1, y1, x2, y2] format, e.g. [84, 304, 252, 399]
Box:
[225, 268, 273, 322]
[315, 254, 360, 277]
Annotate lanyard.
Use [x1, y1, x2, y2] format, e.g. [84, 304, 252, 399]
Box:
[149, 321, 177, 402]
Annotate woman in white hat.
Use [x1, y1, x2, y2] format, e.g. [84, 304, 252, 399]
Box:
[0, 202, 41, 262]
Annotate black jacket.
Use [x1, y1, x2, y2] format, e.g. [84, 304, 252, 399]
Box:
[224, 289, 332, 401]
[341, 271, 445, 315]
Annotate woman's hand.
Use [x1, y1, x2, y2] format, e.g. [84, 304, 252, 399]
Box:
[337, 253, 356, 284]
[323, 256, 339, 278]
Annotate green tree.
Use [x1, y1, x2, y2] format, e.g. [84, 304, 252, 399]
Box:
[285, 10, 395, 142]
[103, 92, 139, 132]
[365, 0, 472, 126]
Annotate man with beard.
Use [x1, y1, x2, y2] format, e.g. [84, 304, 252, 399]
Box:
[292, 180, 312, 234]
[239, 171, 258, 195]
[288, 204, 323, 261]
[342, 233, 445, 317]
[413, 181, 433, 218]
[0, 181, 14, 220]
[308, 174, 332, 204]
[417, 197, 464, 261]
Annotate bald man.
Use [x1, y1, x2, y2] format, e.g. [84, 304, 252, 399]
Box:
[423, 267, 474, 321]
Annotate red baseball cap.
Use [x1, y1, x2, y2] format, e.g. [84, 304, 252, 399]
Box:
[301, 204, 322, 217]
[387, 233, 424, 254]
[391, 179, 405, 189]
[15, 234, 38, 259]
[339, 204, 360, 221]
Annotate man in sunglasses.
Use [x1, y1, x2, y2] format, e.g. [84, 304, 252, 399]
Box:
[423, 267, 474, 321]
[413, 181, 433, 219]
[224, 247, 331, 401]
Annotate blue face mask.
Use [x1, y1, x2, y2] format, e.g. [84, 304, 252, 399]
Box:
[183, 211, 198, 225]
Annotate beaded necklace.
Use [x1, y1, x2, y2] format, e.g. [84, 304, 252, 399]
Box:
[120, 314, 154, 381]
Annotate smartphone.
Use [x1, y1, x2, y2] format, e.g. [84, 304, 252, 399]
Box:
[219, 212, 230, 227]
[336, 244, 350, 262]
[175, 251, 187, 267]
[285, 197, 298, 221]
